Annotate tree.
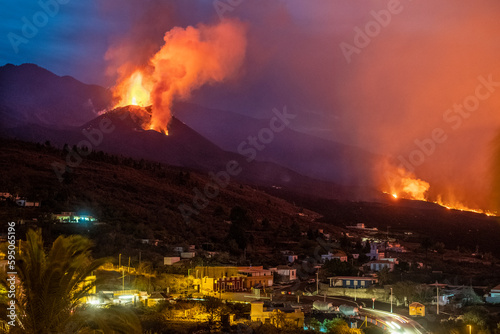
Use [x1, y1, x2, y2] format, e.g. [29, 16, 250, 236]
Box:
[4, 229, 141, 333]
[269, 309, 287, 329]
[323, 318, 361, 334]
[305, 318, 321, 332]
[392, 281, 418, 306]
[377, 267, 391, 286]
[462, 306, 489, 329]
[321, 259, 357, 278]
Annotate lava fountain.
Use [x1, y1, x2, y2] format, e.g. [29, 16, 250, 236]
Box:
[110, 19, 247, 135]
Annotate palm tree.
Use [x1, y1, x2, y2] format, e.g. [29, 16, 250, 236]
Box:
[5, 229, 141, 333]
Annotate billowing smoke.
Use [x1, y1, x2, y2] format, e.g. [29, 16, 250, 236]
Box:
[108, 18, 247, 132]
[148, 19, 247, 132]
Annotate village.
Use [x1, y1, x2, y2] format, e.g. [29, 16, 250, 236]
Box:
[2, 192, 499, 333]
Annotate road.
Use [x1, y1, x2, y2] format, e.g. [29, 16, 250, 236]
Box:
[192, 285, 430, 333]
[359, 308, 429, 334]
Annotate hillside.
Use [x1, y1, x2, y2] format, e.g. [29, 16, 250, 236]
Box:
[0, 63, 111, 127]
[0, 138, 322, 264]
[267, 188, 500, 257]
[0, 64, 381, 202]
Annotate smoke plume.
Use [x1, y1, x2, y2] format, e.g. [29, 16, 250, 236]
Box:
[109, 18, 247, 132]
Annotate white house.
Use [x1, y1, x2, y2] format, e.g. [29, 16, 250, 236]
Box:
[173, 246, 184, 253]
[275, 265, 297, 281]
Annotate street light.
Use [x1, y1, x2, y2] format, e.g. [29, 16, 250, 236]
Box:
[390, 287, 393, 313]
[372, 298, 375, 309]
[467, 324, 472, 334]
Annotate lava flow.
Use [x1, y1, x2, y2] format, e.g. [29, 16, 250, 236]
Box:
[382, 165, 496, 216]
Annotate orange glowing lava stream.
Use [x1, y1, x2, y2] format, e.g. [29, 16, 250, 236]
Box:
[384, 191, 497, 216]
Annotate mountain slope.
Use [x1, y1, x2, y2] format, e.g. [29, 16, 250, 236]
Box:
[0, 63, 112, 127]
[0, 138, 324, 263]
[173, 102, 379, 186]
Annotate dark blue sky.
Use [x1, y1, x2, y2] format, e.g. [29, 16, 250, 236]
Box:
[0, 0, 215, 85]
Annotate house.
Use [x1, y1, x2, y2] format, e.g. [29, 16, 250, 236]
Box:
[164, 257, 181, 265]
[16, 199, 40, 207]
[379, 257, 399, 264]
[250, 301, 304, 328]
[195, 266, 274, 290]
[273, 266, 297, 282]
[54, 212, 97, 223]
[321, 250, 348, 263]
[287, 254, 298, 263]
[386, 243, 407, 253]
[238, 266, 274, 289]
[180, 252, 196, 259]
[486, 284, 500, 304]
[147, 292, 169, 307]
[173, 246, 184, 253]
[367, 260, 395, 272]
[346, 223, 378, 232]
[409, 302, 425, 316]
[328, 276, 377, 289]
[214, 276, 246, 292]
[366, 242, 385, 260]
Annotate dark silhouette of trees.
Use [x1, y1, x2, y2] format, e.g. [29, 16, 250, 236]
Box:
[4, 229, 141, 333]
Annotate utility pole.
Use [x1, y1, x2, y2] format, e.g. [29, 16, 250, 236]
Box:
[139, 251, 141, 269]
[436, 281, 440, 315]
[128, 257, 131, 273]
[119, 253, 121, 269]
[122, 268, 125, 291]
[390, 287, 393, 313]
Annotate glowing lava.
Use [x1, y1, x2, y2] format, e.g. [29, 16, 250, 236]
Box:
[114, 70, 151, 108]
[381, 163, 496, 216]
